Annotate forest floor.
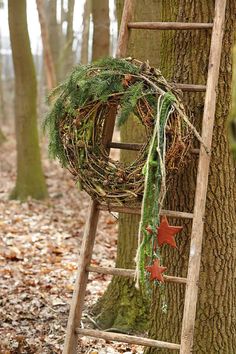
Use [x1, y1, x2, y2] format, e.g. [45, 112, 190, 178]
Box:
[0, 130, 143, 354]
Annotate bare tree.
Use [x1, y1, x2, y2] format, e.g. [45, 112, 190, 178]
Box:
[8, 0, 48, 200]
[62, 0, 75, 75]
[92, 0, 110, 61]
[0, 24, 6, 121]
[146, 1, 236, 352]
[47, 0, 60, 82]
[36, 0, 56, 90]
[81, 0, 91, 64]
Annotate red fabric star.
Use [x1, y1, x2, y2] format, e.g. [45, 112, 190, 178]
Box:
[157, 216, 183, 248]
[146, 259, 167, 282]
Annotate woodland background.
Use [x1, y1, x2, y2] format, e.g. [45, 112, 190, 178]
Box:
[1, 0, 236, 354]
[0, 1, 128, 353]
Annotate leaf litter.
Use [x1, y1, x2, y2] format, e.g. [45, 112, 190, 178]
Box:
[0, 132, 143, 354]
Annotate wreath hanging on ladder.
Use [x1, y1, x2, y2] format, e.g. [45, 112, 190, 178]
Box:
[44, 57, 202, 288]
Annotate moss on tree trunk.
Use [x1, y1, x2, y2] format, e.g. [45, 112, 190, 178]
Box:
[146, 1, 236, 353]
[8, 0, 48, 201]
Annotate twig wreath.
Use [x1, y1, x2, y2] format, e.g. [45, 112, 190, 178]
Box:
[44, 57, 201, 290]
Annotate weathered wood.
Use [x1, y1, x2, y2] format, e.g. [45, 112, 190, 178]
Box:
[180, 1, 227, 353]
[63, 201, 100, 354]
[109, 142, 200, 154]
[128, 21, 213, 30]
[87, 265, 188, 284]
[108, 142, 144, 151]
[77, 141, 200, 153]
[98, 204, 194, 219]
[102, 104, 117, 151]
[64, 31, 121, 351]
[191, 148, 200, 154]
[76, 328, 181, 350]
[174, 83, 206, 92]
[116, 0, 134, 58]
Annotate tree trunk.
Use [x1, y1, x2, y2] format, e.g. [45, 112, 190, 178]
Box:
[146, 1, 236, 353]
[0, 128, 6, 145]
[36, 0, 56, 90]
[81, 0, 91, 64]
[93, 0, 162, 332]
[8, 0, 48, 200]
[229, 45, 236, 159]
[47, 0, 61, 82]
[0, 23, 6, 124]
[62, 0, 75, 76]
[91, 0, 110, 61]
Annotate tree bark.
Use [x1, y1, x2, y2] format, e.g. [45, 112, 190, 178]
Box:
[229, 45, 236, 159]
[8, 0, 48, 200]
[81, 0, 91, 64]
[62, 0, 75, 76]
[91, 0, 110, 61]
[146, 1, 236, 353]
[36, 0, 56, 90]
[0, 22, 6, 124]
[0, 128, 5, 145]
[93, 0, 162, 332]
[47, 0, 61, 82]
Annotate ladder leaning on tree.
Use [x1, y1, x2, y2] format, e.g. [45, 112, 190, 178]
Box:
[63, 0, 227, 353]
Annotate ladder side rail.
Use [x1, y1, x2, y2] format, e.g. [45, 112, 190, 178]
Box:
[63, 108, 119, 353]
[63, 201, 100, 354]
[63, 104, 118, 353]
[64, 3, 134, 351]
[116, 0, 134, 58]
[180, 1, 227, 353]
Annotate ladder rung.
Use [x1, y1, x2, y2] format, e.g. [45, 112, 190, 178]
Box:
[128, 21, 213, 30]
[174, 83, 206, 92]
[87, 265, 188, 284]
[76, 328, 181, 350]
[108, 142, 142, 151]
[109, 142, 200, 154]
[98, 204, 194, 219]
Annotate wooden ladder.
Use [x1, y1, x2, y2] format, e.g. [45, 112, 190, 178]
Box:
[63, 0, 227, 353]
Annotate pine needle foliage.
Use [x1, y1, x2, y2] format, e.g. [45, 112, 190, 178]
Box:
[44, 57, 145, 165]
[118, 82, 144, 126]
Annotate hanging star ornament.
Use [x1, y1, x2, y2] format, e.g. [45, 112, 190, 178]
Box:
[157, 215, 183, 248]
[146, 259, 167, 282]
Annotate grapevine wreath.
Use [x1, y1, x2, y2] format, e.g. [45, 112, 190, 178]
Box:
[45, 57, 202, 287]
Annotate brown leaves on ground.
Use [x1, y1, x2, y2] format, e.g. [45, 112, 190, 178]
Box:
[0, 132, 143, 354]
